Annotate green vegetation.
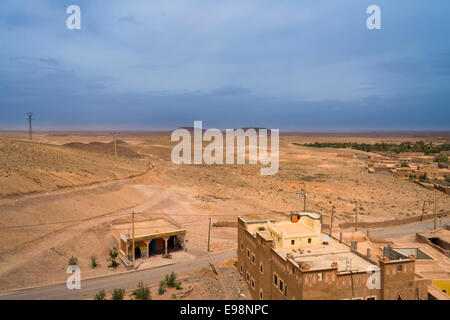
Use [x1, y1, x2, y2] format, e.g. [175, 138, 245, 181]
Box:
[90, 255, 98, 268]
[108, 248, 119, 268]
[434, 154, 449, 163]
[111, 288, 125, 300]
[164, 272, 177, 288]
[94, 289, 106, 300]
[133, 281, 151, 300]
[68, 256, 78, 266]
[158, 280, 166, 295]
[294, 141, 450, 154]
[400, 162, 408, 167]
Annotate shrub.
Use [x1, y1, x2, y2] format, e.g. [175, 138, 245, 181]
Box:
[90, 255, 98, 268]
[94, 289, 106, 300]
[165, 272, 177, 288]
[158, 280, 166, 295]
[68, 256, 78, 266]
[111, 288, 125, 300]
[434, 154, 448, 163]
[108, 248, 119, 268]
[176, 282, 182, 290]
[133, 282, 151, 300]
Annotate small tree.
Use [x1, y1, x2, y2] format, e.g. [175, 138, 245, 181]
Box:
[108, 248, 119, 268]
[94, 289, 106, 300]
[90, 255, 98, 268]
[111, 288, 125, 300]
[68, 256, 78, 266]
[133, 281, 151, 300]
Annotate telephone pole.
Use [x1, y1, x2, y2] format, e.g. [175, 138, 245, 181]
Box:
[434, 189, 437, 230]
[354, 201, 358, 232]
[131, 211, 135, 264]
[421, 200, 426, 222]
[27, 112, 33, 141]
[207, 217, 212, 252]
[329, 205, 335, 237]
[114, 135, 118, 157]
[301, 183, 306, 212]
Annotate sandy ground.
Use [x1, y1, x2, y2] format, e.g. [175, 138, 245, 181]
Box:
[0, 131, 449, 294]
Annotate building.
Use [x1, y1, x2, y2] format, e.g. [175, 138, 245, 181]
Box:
[237, 213, 430, 300]
[110, 217, 186, 265]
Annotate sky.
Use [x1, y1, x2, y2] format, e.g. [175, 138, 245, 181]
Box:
[0, 0, 449, 131]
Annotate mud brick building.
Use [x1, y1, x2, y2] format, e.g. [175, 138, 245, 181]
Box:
[237, 213, 430, 300]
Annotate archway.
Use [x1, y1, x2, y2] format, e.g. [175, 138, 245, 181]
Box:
[135, 247, 141, 259]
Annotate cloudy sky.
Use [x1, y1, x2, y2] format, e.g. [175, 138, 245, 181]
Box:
[0, 0, 449, 131]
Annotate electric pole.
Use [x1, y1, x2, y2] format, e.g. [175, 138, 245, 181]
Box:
[207, 217, 212, 252]
[27, 112, 33, 141]
[132, 211, 135, 264]
[300, 183, 306, 212]
[354, 201, 358, 232]
[329, 205, 335, 237]
[421, 200, 426, 222]
[434, 189, 437, 230]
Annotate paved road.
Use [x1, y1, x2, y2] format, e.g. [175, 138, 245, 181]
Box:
[370, 217, 450, 238]
[0, 250, 236, 300]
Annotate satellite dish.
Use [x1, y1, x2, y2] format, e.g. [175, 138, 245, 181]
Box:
[322, 234, 330, 244]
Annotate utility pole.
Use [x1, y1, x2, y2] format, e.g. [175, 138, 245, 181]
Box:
[114, 135, 118, 157]
[354, 202, 358, 232]
[329, 205, 335, 237]
[27, 112, 33, 141]
[301, 182, 306, 212]
[207, 217, 212, 252]
[132, 211, 135, 264]
[434, 189, 437, 230]
[420, 200, 426, 222]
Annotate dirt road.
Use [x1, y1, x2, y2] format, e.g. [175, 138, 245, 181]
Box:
[0, 250, 236, 300]
[370, 217, 450, 238]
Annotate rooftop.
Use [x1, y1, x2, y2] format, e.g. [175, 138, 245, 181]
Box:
[111, 218, 185, 239]
[276, 237, 373, 272]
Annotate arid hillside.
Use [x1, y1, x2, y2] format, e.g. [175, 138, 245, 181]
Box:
[0, 139, 148, 198]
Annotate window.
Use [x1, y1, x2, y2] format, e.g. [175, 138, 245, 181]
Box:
[240, 266, 243, 274]
[251, 278, 255, 289]
[279, 280, 284, 292]
[284, 285, 288, 296]
[318, 272, 323, 281]
[260, 290, 263, 300]
[274, 274, 278, 286]
[240, 242, 243, 250]
[260, 263, 264, 274]
[291, 239, 295, 245]
[308, 238, 312, 244]
[247, 249, 250, 258]
[366, 296, 376, 300]
[397, 265, 403, 272]
[246, 272, 250, 283]
[252, 254, 255, 264]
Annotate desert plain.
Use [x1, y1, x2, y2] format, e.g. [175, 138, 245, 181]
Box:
[0, 130, 449, 296]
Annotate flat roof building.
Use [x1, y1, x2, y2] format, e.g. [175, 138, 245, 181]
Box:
[237, 213, 430, 300]
[110, 217, 186, 265]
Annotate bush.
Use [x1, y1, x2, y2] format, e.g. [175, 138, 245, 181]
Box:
[176, 282, 182, 290]
[94, 289, 106, 300]
[158, 280, 166, 295]
[133, 282, 151, 300]
[108, 248, 119, 268]
[434, 154, 448, 163]
[165, 272, 177, 288]
[111, 288, 125, 300]
[90, 255, 98, 268]
[68, 256, 78, 266]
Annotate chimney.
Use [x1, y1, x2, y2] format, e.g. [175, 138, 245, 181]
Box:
[351, 241, 357, 251]
[291, 212, 299, 223]
[366, 248, 371, 258]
